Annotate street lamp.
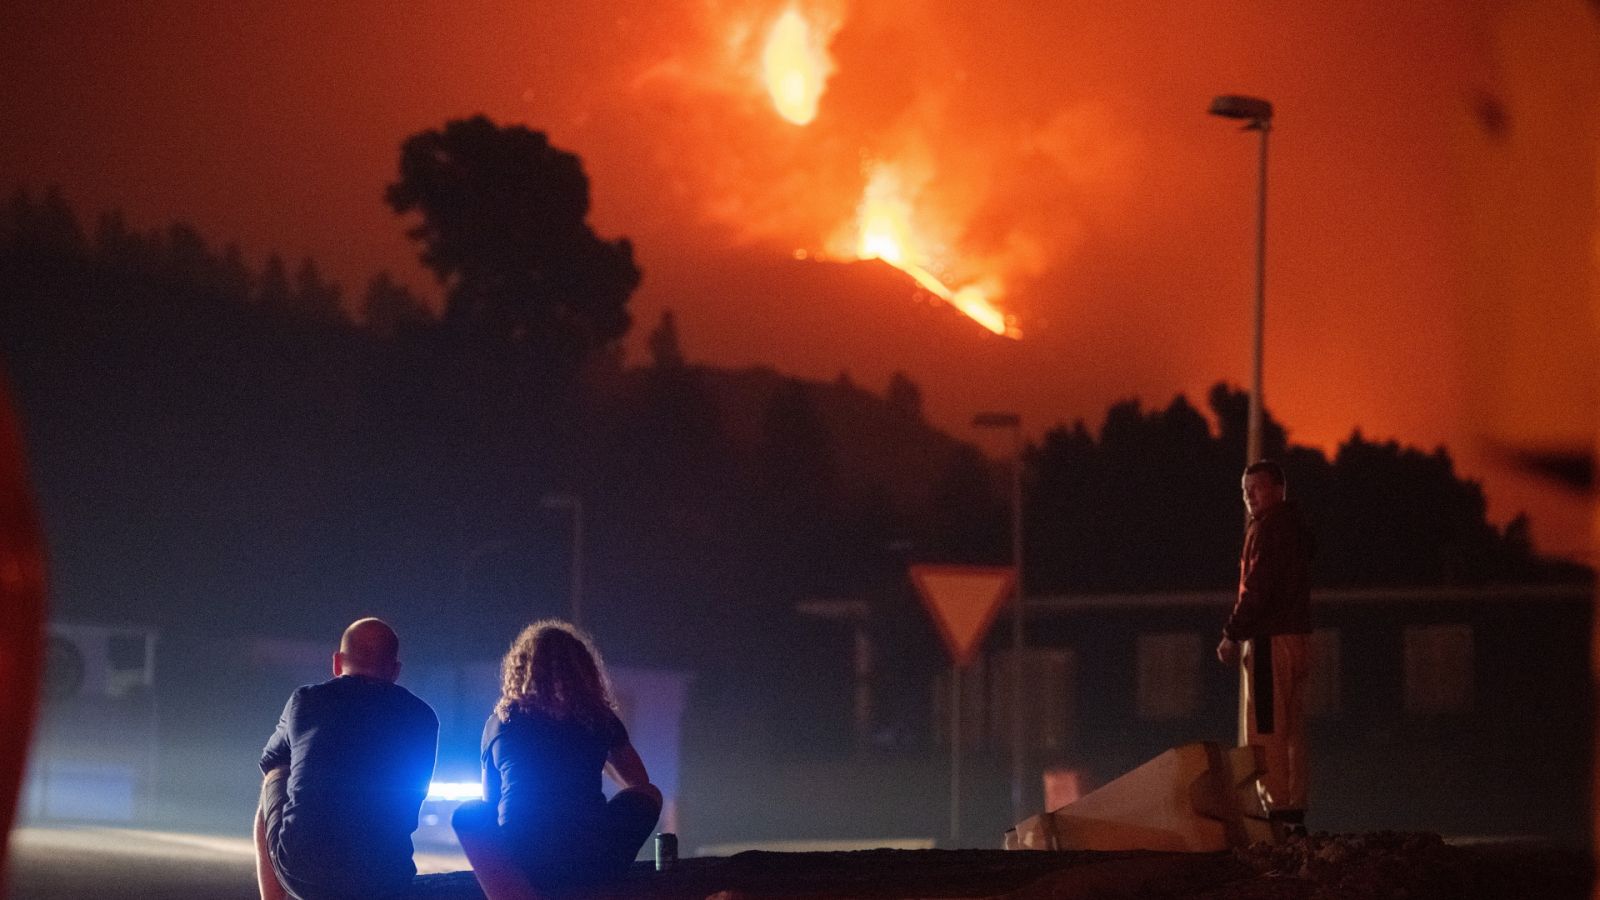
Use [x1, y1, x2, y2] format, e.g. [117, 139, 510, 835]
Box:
[1207, 94, 1273, 469]
[1209, 94, 1273, 747]
[973, 411, 1025, 825]
[540, 492, 584, 627]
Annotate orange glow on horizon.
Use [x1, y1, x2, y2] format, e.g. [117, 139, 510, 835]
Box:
[761, 8, 834, 126]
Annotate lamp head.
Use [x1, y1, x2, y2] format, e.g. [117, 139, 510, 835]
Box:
[1208, 94, 1273, 128]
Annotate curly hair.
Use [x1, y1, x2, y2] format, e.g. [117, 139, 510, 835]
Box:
[494, 619, 618, 727]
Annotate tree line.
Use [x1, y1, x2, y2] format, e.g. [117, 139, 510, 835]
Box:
[0, 116, 1584, 753]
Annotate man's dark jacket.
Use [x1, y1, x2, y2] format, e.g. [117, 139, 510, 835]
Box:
[1223, 499, 1313, 641]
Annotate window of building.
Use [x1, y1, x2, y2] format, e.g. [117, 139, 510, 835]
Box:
[1305, 628, 1341, 717]
[986, 648, 1076, 752]
[1403, 623, 1474, 714]
[935, 648, 1076, 753]
[1136, 632, 1202, 720]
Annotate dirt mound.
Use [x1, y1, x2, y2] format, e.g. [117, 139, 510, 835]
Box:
[1211, 832, 1591, 900]
[412, 835, 1591, 899]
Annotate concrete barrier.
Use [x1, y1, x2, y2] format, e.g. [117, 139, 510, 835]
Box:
[1005, 742, 1273, 851]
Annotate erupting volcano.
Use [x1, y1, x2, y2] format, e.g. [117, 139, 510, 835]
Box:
[757, 6, 1020, 339]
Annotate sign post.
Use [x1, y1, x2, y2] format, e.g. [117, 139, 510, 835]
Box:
[949, 659, 962, 845]
[909, 564, 1015, 845]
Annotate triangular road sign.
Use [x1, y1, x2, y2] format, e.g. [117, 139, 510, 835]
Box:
[909, 564, 1015, 669]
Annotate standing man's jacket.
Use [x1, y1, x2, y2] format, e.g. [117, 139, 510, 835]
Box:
[1224, 499, 1313, 641]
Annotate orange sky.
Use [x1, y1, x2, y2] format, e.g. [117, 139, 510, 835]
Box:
[3, 1, 1596, 561]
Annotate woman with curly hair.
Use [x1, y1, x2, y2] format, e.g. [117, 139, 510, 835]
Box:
[453, 621, 661, 896]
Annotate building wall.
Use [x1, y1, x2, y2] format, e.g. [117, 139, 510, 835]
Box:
[1016, 587, 1592, 843]
[678, 586, 1591, 849]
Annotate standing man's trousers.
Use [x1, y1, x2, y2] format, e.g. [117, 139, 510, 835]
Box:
[1243, 632, 1310, 813]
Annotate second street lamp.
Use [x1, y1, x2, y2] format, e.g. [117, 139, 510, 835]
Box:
[973, 411, 1025, 826]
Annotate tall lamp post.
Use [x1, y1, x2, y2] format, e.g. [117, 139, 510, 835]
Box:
[973, 411, 1025, 825]
[540, 492, 584, 627]
[1209, 94, 1273, 746]
[1207, 94, 1273, 469]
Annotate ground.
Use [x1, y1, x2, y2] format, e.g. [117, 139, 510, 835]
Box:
[414, 835, 1590, 900]
[7, 828, 1590, 899]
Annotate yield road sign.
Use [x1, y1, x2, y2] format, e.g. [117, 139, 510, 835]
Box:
[909, 564, 1015, 669]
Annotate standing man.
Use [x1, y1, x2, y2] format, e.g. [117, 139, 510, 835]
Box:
[254, 618, 439, 900]
[1216, 460, 1313, 836]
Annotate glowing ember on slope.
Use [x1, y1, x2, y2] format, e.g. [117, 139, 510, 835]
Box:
[761, 8, 835, 125]
[849, 164, 1019, 338]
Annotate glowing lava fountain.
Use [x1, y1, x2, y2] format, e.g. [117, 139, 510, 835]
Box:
[851, 165, 1019, 339]
[762, 8, 834, 126]
[757, 9, 1017, 338]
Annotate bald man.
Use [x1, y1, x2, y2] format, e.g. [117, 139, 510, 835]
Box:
[254, 618, 439, 900]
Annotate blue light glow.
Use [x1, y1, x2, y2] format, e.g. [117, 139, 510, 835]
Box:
[426, 781, 483, 802]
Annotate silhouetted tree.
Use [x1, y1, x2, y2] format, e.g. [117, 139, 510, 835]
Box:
[385, 115, 641, 378]
[1209, 382, 1288, 464]
[290, 257, 343, 323]
[647, 309, 685, 370]
[216, 243, 254, 304]
[1026, 419, 1102, 589]
[1023, 383, 1571, 593]
[1504, 513, 1533, 559]
[163, 223, 210, 288]
[362, 271, 431, 339]
[256, 254, 291, 309]
[4, 188, 84, 287]
[757, 382, 835, 517]
[1316, 433, 1516, 585]
[20, 187, 85, 257]
[885, 371, 923, 421]
[93, 209, 138, 268]
[752, 381, 844, 596]
[927, 444, 1007, 566]
[0, 191, 20, 246]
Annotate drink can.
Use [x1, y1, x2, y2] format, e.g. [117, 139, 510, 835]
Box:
[654, 831, 677, 871]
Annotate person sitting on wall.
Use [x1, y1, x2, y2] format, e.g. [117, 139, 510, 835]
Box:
[452, 620, 661, 896]
[254, 617, 439, 900]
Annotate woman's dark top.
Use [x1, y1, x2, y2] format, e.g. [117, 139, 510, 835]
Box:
[481, 707, 627, 850]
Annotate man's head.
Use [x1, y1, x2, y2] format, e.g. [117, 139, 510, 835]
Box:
[333, 617, 401, 682]
[1242, 460, 1287, 518]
